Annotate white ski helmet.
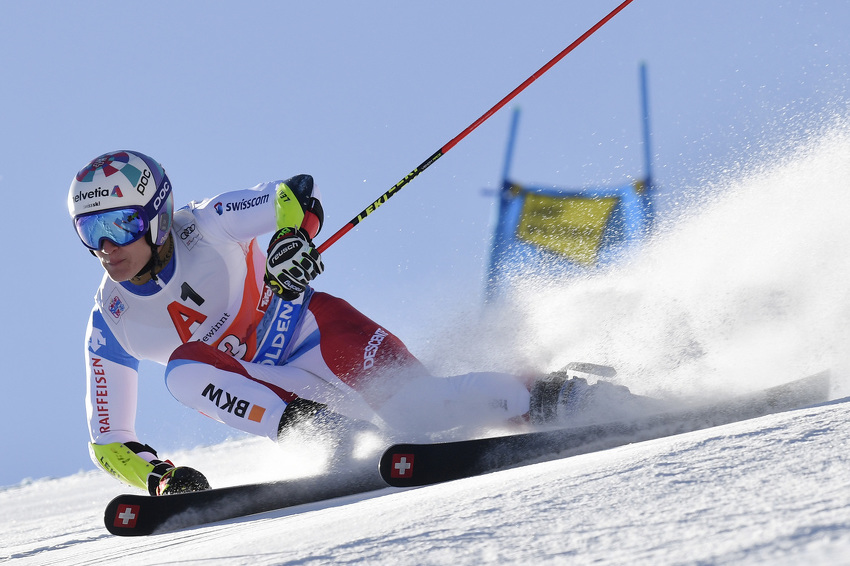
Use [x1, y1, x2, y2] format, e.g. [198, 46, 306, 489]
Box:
[68, 150, 174, 250]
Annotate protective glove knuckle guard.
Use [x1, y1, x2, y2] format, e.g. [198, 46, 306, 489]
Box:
[266, 228, 324, 300]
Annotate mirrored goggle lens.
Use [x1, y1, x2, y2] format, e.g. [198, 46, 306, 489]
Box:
[74, 207, 148, 250]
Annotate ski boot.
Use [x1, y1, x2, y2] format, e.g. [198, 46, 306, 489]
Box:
[529, 363, 666, 427]
[149, 462, 210, 496]
[277, 397, 380, 465]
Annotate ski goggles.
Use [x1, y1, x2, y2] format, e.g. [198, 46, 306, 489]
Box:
[73, 207, 149, 250]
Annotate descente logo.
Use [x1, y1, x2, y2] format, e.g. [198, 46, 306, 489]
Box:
[364, 327, 389, 370]
[74, 187, 109, 202]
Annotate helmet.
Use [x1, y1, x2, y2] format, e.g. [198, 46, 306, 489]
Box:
[68, 150, 174, 250]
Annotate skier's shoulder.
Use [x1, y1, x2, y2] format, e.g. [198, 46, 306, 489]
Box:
[171, 203, 208, 248]
[176, 181, 280, 241]
[185, 181, 279, 215]
[91, 271, 116, 309]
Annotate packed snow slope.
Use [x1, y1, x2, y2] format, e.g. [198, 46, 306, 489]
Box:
[6, 110, 850, 565]
[3, 397, 849, 565]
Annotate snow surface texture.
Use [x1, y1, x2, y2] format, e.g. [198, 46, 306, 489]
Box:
[3, 397, 849, 564]
[7, 98, 850, 566]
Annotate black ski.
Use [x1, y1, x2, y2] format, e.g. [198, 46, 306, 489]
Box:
[104, 464, 386, 536]
[379, 370, 831, 487]
[105, 371, 829, 536]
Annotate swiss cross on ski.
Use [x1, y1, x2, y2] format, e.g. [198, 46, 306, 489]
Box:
[114, 504, 140, 528]
[390, 453, 414, 478]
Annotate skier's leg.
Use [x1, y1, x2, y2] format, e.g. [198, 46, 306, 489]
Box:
[376, 372, 531, 433]
[164, 341, 378, 440]
[305, 292, 534, 432]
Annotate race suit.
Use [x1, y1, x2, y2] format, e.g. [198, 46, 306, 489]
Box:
[84, 176, 531, 490]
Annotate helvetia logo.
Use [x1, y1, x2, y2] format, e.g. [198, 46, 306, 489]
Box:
[73, 187, 109, 202]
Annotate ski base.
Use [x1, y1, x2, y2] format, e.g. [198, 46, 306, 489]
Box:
[380, 370, 830, 487]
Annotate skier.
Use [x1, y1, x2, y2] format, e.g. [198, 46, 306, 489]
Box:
[69, 150, 639, 496]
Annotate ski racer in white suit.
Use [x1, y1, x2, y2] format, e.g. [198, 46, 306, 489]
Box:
[70, 150, 576, 496]
[73, 151, 656, 495]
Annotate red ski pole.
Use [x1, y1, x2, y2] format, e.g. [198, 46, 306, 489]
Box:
[318, 0, 636, 253]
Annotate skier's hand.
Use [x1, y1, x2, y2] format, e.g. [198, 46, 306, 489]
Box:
[148, 461, 210, 496]
[265, 228, 324, 300]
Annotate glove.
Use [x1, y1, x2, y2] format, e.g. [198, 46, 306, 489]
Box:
[148, 460, 211, 496]
[265, 227, 324, 300]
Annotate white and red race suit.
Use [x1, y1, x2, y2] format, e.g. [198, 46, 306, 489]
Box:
[84, 177, 530, 487]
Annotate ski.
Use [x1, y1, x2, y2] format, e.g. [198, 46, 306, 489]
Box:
[379, 370, 831, 487]
[105, 371, 830, 535]
[104, 464, 386, 536]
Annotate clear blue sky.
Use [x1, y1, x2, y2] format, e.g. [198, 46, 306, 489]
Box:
[1, 1, 847, 487]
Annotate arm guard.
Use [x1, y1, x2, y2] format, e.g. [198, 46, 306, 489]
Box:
[89, 441, 168, 493]
[274, 174, 324, 238]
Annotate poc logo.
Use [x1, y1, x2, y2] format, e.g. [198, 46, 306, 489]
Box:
[153, 181, 170, 209]
[136, 168, 152, 195]
[201, 384, 266, 423]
